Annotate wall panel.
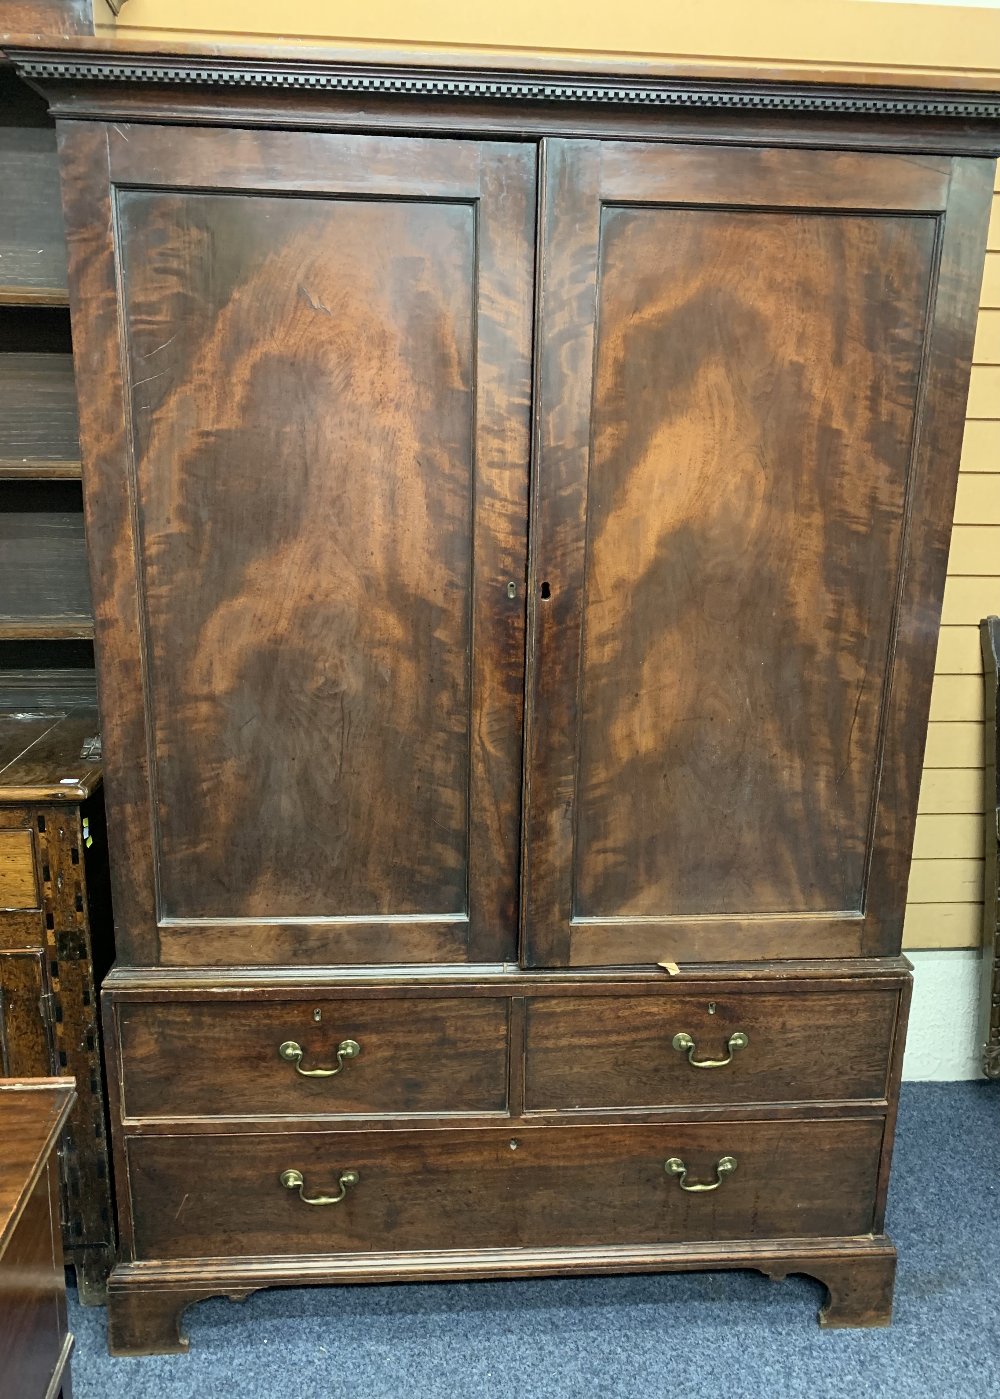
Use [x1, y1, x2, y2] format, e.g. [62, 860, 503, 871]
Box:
[907, 178, 998, 947]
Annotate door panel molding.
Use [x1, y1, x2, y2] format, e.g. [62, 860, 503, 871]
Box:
[61, 123, 536, 966]
[522, 139, 992, 968]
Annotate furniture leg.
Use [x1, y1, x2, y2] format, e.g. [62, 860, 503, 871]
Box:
[71, 1246, 114, 1306]
[762, 1245, 896, 1328]
[107, 1282, 226, 1357]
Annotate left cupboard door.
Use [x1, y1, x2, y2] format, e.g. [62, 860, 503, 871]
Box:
[58, 125, 536, 968]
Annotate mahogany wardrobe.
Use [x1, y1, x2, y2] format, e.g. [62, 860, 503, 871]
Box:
[11, 41, 1000, 1353]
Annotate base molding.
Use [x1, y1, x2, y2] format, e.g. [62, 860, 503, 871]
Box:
[106, 1235, 897, 1354]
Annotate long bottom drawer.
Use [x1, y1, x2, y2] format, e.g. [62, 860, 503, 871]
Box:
[126, 1118, 883, 1260]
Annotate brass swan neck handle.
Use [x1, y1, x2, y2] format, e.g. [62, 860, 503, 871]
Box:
[280, 1168, 359, 1205]
[672, 1030, 748, 1069]
[278, 1038, 360, 1077]
[664, 1155, 737, 1193]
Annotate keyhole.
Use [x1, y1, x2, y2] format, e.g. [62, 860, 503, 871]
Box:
[540, 581, 551, 600]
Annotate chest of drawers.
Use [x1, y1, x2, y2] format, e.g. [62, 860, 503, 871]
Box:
[99, 964, 908, 1351]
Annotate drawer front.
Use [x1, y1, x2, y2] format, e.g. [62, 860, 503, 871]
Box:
[117, 997, 510, 1119]
[0, 910, 46, 952]
[0, 951, 53, 1076]
[0, 828, 38, 910]
[524, 989, 899, 1109]
[126, 1118, 882, 1260]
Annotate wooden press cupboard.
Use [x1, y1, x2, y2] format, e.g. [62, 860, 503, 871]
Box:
[11, 42, 1000, 1353]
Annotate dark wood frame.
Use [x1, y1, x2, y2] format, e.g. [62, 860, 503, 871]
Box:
[0, 1077, 76, 1399]
[54, 119, 535, 969]
[6, 43, 994, 1350]
[520, 138, 989, 967]
[39, 81, 995, 973]
[99, 958, 911, 1351]
[11, 47, 1000, 120]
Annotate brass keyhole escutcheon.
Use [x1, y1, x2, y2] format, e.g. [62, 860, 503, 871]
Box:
[672, 1030, 748, 1069]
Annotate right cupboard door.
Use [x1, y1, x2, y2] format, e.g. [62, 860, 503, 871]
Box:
[522, 139, 993, 968]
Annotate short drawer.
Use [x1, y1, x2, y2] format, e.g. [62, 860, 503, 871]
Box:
[524, 989, 900, 1110]
[0, 828, 38, 910]
[117, 996, 509, 1119]
[125, 1117, 883, 1260]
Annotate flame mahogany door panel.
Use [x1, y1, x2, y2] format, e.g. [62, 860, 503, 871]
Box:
[60, 124, 535, 967]
[522, 140, 992, 968]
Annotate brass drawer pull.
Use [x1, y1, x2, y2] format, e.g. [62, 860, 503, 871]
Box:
[664, 1155, 737, 1193]
[278, 1038, 360, 1077]
[672, 1030, 748, 1068]
[280, 1168, 359, 1206]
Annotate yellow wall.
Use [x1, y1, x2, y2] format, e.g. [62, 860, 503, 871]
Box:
[907, 165, 1000, 950]
[106, 0, 1000, 83]
[106, 0, 1000, 952]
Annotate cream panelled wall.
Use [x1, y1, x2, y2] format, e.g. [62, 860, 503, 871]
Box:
[96, 0, 1000, 956]
[906, 168, 1000, 951]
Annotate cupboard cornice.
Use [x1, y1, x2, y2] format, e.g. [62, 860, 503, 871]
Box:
[10, 47, 1000, 131]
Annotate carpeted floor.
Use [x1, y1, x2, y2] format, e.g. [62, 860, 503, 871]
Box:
[66, 1082, 1000, 1399]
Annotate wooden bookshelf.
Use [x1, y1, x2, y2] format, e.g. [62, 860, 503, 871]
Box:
[0, 352, 81, 475]
[0, 126, 68, 302]
[0, 66, 93, 704]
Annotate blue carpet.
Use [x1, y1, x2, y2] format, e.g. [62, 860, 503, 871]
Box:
[67, 1083, 1000, 1399]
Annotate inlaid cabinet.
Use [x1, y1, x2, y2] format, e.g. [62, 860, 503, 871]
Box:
[0, 711, 116, 1303]
[12, 41, 1000, 1354]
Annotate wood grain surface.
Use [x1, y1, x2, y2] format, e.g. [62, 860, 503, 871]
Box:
[0, 1160, 68, 1399]
[0, 829, 38, 910]
[0, 0, 93, 42]
[118, 996, 510, 1119]
[124, 1117, 883, 1260]
[523, 139, 993, 967]
[0, 952, 52, 1075]
[0, 484, 91, 639]
[43, 71, 965, 1348]
[119, 186, 478, 923]
[60, 123, 535, 965]
[0, 710, 102, 801]
[0, 790, 117, 1302]
[0, 353, 80, 468]
[0, 127, 68, 298]
[0, 1081, 76, 1399]
[0, 910, 46, 952]
[524, 988, 900, 1109]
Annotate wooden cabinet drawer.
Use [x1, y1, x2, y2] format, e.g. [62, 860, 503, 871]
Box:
[0, 828, 38, 910]
[524, 989, 899, 1110]
[126, 1117, 883, 1260]
[117, 997, 510, 1120]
